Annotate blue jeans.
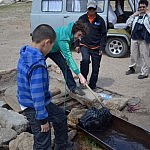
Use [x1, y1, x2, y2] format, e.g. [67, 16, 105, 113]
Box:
[24, 102, 68, 150]
[46, 51, 76, 91]
[80, 46, 102, 89]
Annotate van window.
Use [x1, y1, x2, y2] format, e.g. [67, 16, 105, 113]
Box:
[66, 0, 88, 12]
[41, 0, 63, 12]
[66, 0, 104, 12]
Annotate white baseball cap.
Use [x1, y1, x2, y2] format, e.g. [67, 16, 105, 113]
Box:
[87, 1, 97, 9]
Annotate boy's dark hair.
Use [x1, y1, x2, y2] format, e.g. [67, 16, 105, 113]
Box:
[32, 24, 56, 43]
[139, 0, 149, 6]
[72, 20, 89, 36]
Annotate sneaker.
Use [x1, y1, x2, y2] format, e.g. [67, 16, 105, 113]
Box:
[138, 75, 148, 79]
[79, 84, 87, 89]
[71, 87, 85, 96]
[126, 67, 135, 75]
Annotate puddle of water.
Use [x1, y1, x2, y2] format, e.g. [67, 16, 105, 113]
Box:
[90, 126, 150, 150]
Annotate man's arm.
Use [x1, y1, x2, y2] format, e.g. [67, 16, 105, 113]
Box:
[58, 40, 80, 75]
[58, 41, 87, 85]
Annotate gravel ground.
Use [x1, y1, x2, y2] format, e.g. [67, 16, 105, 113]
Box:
[0, 2, 150, 132]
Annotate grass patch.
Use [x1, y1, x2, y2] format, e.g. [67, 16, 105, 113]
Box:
[83, 136, 101, 149]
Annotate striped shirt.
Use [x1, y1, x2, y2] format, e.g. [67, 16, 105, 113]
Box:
[17, 45, 52, 124]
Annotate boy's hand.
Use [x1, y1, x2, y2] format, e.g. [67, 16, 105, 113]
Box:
[41, 122, 50, 132]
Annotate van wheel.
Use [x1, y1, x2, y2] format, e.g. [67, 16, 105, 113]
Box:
[105, 37, 128, 58]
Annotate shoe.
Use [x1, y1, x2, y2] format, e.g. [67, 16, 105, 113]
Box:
[79, 84, 87, 89]
[71, 87, 85, 96]
[88, 84, 100, 92]
[138, 75, 148, 79]
[126, 67, 135, 75]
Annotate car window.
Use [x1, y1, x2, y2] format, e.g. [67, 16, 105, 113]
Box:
[66, 0, 105, 12]
[41, 0, 63, 12]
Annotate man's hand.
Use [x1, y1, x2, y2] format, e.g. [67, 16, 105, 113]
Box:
[78, 73, 87, 86]
[132, 11, 140, 17]
[41, 122, 50, 132]
[75, 46, 80, 53]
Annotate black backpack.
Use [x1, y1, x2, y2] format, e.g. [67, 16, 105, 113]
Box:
[79, 107, 112, 131]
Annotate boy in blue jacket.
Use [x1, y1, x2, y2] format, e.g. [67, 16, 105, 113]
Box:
[17, 24, 74, 150]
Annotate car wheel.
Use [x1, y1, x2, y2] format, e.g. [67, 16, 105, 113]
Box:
[105, 37, 128, 58]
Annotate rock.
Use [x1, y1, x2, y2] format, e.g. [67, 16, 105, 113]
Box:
[0, 69, 17, 91]
[0, 128, 17, 147]
[69, 89, 102, 108]
[0, 98, 6, 107]
[68, 130, 77, 141]
[0, 0, 4, 4]
[102, 97, 129, 110]
[4, 86, 21, 112]
[68, 108, 87, 127]
[9, 132, 33, 150]
[0, 107, 28, 134]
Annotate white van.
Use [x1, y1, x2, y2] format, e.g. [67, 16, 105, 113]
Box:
[30, 0, 137, 58]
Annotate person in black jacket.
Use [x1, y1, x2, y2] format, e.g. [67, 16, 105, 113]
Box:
[77, 0, 107, 90]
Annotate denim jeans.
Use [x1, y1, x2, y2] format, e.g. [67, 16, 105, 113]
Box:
[24, 102, 68, 150]
[80, 46, 102, 89]
[46, 51, 76, 91]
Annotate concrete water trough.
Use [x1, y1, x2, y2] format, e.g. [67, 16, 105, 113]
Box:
[77, 114, 150, 150]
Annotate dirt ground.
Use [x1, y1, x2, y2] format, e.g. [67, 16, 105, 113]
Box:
[0, 1, 150, 134]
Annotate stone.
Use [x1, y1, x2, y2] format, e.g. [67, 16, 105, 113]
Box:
[9, 132, 33, 150]
[69, 89, 102, 108]
[4, 86, 21, 112]
[67, 108, 87, 127]
[68, 130, 77, 141]
[0, 107, 28, 134]
[0, 69, 17, 91]
[0, 98, 6, 107]
[0, 128, 17, 147]
[102, 97, 129, 110]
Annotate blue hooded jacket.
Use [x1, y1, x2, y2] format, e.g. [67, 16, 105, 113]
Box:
[17, 45, 52, 124]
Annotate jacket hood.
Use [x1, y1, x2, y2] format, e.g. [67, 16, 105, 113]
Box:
[19, 45, 45, 68]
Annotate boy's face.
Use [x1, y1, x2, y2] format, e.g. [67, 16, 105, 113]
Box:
[74, 31, 84, 42]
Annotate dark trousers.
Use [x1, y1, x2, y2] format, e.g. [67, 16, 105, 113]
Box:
[24, 102, 68, 150]
[46, 51, 76, 91]
[80, 46, 102, 89]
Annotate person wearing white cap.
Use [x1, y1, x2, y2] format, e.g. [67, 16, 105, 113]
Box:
[77, 0, 107, 90]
